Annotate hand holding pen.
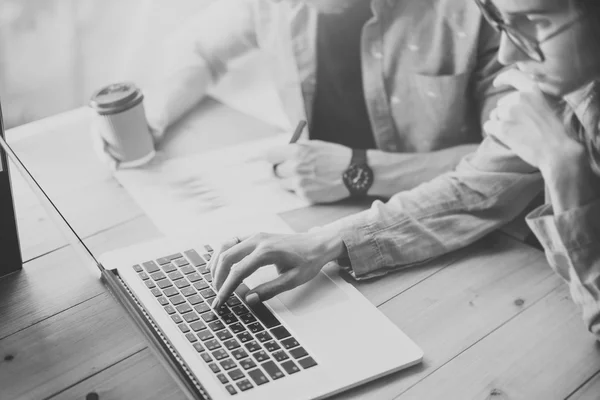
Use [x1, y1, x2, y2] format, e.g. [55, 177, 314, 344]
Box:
[272, 120, 307, 178]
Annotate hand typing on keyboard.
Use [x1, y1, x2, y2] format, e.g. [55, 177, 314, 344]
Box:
[209, 231, 345, 309]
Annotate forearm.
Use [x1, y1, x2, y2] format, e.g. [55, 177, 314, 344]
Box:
[368, 144, 479, 198]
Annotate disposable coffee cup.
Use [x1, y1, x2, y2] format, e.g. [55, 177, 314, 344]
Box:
[89, 82, 155, 168]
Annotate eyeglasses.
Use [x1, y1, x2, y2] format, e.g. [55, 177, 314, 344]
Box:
[474, 0, 581, 62]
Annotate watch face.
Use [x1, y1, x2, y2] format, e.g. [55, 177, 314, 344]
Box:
[343, 163, 374, 196]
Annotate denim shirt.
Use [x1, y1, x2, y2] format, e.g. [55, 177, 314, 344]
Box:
[158, 0, 506, 153]
[326, 88, 600, 339]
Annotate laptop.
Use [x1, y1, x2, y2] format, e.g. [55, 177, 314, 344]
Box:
[0, 101, 22, 278]
[0, 102, 423, 399]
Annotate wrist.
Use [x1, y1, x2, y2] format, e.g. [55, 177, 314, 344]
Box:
[312, 227, 346, 263]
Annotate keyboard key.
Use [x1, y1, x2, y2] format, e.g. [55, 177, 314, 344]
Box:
[145, 280, 156, 289]
[188, 273, 203, 283]
[193, 343, 205, 353]
[138, 272, 149, 280]
[194, 304, 211, 314]
[150, 271, 166, 281]
[208, 320, 225, 332]
[188, 295, 203, 305]
[156, 257, 171, 265]
[171, 314, 183, 324]
[290, 347, 308, 359]
[230, 334, 250, 347]
[133, 264, 143, 272]
[215, 305, 230, 316]
[222, 314, 239, 325]
[203, 253, 212, 261]
[168, 271, 184, 281]
[226, 297, 241, 307]
[248, 323, 264, 334]
[245, 341, 261, 353]
[231, 305, 250, 316]
[224, 339, 241, 350]
[204, 244, 213, 253]
[281, 360, 300, 375]
[150, 288, 162, 297]
[236, 379, 253, 392]
[273, 350, 289, 362]
[185, 333, 198, 343]
[201, 353, 212, 363]
[252, 351, 269, 363]
[228, 369, 245, 381]
[230, 323, 245, 334]
[174, 258, 189, 267]
[205, 274, 213, 283]
[281, 337, 299, 350]
[178, 323, 190, 333]
[225, 385, 237, 395]
[157, 297, 169, 306]
[181, 265, 195, 275]
[200, 288, 216, 299]
[198, 265, 210, 274]
[248, 369, 269, 386]
[261, 361, 284, 380]
[270, 326, 291, 340]
[298, 356, 317, 369]
[164, 305, 176, 315]
[175, 280, 190, 289]
[193, 281, 209, 291]
[240, 358, 257, 370]
[232, 349, 249, 360]
[205, 339, 221, 351]
[197, 331, 214, 341]
[184, 249, 206, 267]
[212, 349, 228, 360]
[161, 263, 177, 273]
[201, 312, 218, 323]
[255, 332, 272, 343]
[179, 286, 195, 297]
[220, 358, 236, 371]
[263, 341, 280, 352]
[239, 313, 257, 324]
[216, 373, 229, 384]
[142, 261, 160, 273]
[176, 303, 192, 314]
[208, 363, 220, 373]
[183, 312, 199, 323]
[166, 253, 183, 261]
[157, 280, 173, 289]
[216, 330, 233, 341]
[163, 287, 179, 297]
[190, 321, 206, 332]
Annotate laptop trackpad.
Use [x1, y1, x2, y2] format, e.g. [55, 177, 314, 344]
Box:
[247, 266, 348, 316]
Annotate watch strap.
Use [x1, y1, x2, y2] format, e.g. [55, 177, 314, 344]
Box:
[350, 149, 368, 166]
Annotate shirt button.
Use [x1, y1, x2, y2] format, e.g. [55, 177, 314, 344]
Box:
[372, 47, 383, 59]
[457, 31, 467, 38]
[390, 96, 400, 105]
[426, 90, 437, 98]
[408, 44, 419, 52]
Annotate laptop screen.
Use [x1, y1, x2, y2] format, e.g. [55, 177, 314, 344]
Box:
[0, 100, 22, 277]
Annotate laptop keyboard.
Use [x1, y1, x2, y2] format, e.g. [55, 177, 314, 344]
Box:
[132, 246, 317, 395]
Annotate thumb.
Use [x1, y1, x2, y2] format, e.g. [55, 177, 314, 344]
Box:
[262, 144, 298, 165]
[245, 270, 299, 304]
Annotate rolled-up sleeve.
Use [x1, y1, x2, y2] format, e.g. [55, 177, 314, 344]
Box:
[323, 136, 544, 279]
[526, 200, 600, 339]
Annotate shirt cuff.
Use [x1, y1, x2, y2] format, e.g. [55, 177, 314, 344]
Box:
[526, 199, 600, 253]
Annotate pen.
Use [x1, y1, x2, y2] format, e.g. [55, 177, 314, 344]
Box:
[289, 120, 307, 144]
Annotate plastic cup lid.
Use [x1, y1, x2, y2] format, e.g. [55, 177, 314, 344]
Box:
[89, 82, 143, 114]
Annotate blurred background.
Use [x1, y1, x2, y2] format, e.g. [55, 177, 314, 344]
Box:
[0, 0, 215, 129]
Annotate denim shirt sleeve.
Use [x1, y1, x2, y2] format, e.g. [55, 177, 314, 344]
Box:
[526, 200, 600, 339]
[321, 136, 544, 280]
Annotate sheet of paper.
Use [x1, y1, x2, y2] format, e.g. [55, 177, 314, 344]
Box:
[115, 136, 310, 240]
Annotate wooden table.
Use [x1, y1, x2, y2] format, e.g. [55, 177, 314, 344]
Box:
[1, 99, 599, 400]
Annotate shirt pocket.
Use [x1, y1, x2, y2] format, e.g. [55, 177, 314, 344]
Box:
[401, 72, 480, 152]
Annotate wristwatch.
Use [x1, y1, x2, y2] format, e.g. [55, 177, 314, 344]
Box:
[342, 149, 374, 197]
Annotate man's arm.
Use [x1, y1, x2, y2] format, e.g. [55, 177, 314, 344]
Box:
[322, 136, 544, 279]
[145, 0, 259, 137]
[368, 144, 478, 198]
